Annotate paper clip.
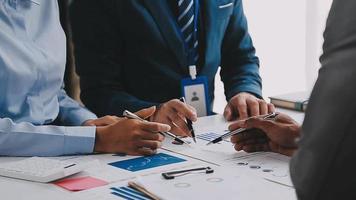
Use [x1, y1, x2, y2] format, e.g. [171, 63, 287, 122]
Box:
[162, 167, 214, 180]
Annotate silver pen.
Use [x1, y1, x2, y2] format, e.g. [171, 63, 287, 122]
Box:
[123, 110, 189, 145]
[206, 112, 279, 145]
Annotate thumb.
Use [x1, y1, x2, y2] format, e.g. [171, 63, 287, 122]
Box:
[224, 104, 233, 121]
[135, 106, 156, 120]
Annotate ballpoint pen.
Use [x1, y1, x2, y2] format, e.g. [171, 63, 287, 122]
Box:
[122, 110, 189, 145]
[206, 112, 279, 145]
[179, 97, 196, 143]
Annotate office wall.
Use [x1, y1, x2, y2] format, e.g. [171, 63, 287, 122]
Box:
[213, 0, 332, 114]
[305, 0, 333, 88]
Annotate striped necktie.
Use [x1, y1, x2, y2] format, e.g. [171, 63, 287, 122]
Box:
[177, 0, 199, 65]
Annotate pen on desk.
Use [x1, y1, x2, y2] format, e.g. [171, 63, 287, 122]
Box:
[206, 112, 279, 146]
[123, 110, 189, 145]
[179, 97, 196, 143]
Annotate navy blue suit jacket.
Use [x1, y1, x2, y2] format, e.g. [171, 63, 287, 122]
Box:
[70, 0, 262, 117]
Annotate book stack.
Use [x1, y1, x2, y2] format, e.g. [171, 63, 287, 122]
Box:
[269, 91, 310, 112]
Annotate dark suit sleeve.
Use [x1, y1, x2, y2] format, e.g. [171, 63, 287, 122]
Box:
[290, 0, 356, 199]
[70, 0, 158, 117]
[220, 0, 262, 100]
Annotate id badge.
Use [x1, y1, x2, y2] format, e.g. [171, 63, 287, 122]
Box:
[181, 76, 210, 117]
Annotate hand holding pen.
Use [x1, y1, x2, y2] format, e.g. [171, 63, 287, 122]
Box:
[230, 112, 301, 156]
[123, 110, 189, 145]
[206, 113, 279, 145]
[149, 99, 197, 137]
[179, 97, 196, 143]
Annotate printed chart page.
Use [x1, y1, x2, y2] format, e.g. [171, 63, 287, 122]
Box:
[139, 168, 296, 200]
[162, 114, 294, 187]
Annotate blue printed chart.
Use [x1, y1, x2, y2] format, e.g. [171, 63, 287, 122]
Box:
[109, 153, 186, 172]
[197, 132, 230, 143]
[110, 186, 151, 200]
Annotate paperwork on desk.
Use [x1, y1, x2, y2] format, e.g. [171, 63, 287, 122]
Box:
[138, 168, 296, 200]
[52, 151, 204, 184]
[72, 167, 296, 200]
[0, 114, 296, 200]
[163, 115, 294, 187]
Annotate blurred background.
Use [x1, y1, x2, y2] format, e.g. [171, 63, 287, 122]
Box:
[60, 0, 333, 113]
[213, 0, 333, 113]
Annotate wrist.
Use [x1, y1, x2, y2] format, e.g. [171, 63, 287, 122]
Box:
[94, 127, 105, 152]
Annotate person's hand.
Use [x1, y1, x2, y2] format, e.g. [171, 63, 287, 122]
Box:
[229, 113, 301, 156]
[83, 115, 121, 127]
[224, 92, 275, 121]
[150, 99, 197, 137]
[94, 107, 171, 156]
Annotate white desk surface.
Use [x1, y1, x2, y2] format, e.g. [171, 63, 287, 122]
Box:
[0, 108, 304, 200]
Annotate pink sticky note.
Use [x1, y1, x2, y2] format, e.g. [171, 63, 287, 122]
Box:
[54, 176, 108, 192]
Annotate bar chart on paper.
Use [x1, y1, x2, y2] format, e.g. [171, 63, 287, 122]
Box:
[196, 132, 230, 143]
[108, 153, 186, 172]
[110, 186, 151, 200]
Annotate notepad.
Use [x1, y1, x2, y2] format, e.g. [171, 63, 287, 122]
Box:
[108, 153, 186, 172]
[54, 176, 108, 192]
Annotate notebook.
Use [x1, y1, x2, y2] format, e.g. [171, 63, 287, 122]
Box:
[269, 91, 310, 112]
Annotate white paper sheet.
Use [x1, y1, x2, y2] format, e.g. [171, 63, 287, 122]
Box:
[139, 168, 296, 200]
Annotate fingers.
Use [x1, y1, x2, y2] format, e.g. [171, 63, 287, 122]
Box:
[233, 134, 270, 152]
[135, 148, 157, 156]
[135, 106, 156, 120]
[246, 97, 260, 117]
[236, 98, 248, 119]
[228, 120, 246, 131]
[235, 143, 270, 153]
[223, 104, 233, 121]
[259, 100, 268, 115]
[138, 131, 165, 142]
[140, 121, 170, 133]
[153, 99, 197, 136]
[170, 125, 189, 137]
[135, 140, 162, 151]
[172, 114, 192, 136]
[186, 104, 198, 121]
[244, 117, 277, 135]
[230, 130, 266, 144]
[168, 100, 197, 121]
[268, 103, 275, 113]
[274, 113, 298, 124]
[83, 120, 96, 126]
[161, 107, 191, 136]
[228, 93, 274, 121]
[132, 138, 164, 156]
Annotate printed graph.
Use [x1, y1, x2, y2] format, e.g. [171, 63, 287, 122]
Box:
[110, 186, 150, 200]
[197, 132, 230, 142]
[109, 153, 186, 172]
